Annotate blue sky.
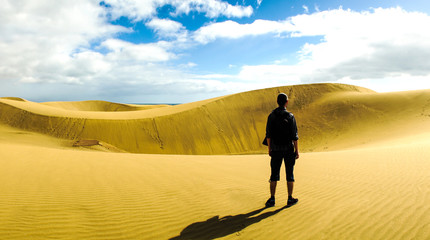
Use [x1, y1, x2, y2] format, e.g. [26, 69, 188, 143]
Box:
[1, 0, 430, 103]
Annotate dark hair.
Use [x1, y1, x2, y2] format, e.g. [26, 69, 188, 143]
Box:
[277, 93, 288, 106]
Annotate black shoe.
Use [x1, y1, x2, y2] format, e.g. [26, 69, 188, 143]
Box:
[287, 197, 298, 205]
[265, 197, 275, 207]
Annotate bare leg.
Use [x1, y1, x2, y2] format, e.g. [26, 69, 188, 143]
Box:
[270, 181, 277, 197]
[287, 181, 294, 197]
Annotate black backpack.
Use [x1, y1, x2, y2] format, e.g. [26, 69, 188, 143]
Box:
[273, 110, 294, 144]
[263, 109, 294, 146]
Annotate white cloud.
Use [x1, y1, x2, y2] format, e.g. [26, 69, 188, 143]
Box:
[103, 0, 253, 21]
[146, 18, 183, 35]
[169, 0, 253, 18]
[193, 20, 293, 44]
[287, 7, 430, 84]
[178, 62, 197, 69]
[204, 7, 430, 92]
[102, 39, 175, 62]
[0, 0, 125, 46]
[193, 7, 430, 46]
[303, 5, 309, 13]
[314, 4, 320, 12]
[2, 1, 430, 103]
[336, 74, 430, 93]
[0, 0, 178, 89]
[102, 0, 156, 21]
[186, 62, 197, 68]
[0, 0, 240, 102]
[238, 65, 304, 84]
[0, 0, 254, 103]
[0, 0, 127, 84]
[146, 18, 187, 39]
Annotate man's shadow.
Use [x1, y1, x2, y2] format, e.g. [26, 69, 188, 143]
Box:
[169, 204, 294, 240]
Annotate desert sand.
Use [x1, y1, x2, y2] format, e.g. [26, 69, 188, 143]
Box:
[0, 83, 429, 239]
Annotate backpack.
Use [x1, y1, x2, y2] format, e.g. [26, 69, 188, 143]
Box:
[272, 109, 294, 145]
[263, 108, 294, 146]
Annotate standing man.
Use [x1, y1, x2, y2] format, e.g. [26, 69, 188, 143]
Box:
[265, 93, 299, 207]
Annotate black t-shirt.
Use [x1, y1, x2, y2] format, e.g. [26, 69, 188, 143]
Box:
[265, 107, 299, 151]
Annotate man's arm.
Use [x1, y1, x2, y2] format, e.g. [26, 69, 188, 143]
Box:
[293, 140, 299, 159]
[266, 113, 273, 156]
[291, 114, 299, 159]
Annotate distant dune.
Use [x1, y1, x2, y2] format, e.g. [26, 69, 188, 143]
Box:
[41, 100, 170, 112]
[0, 97, 27, 101]
[1, 83, 430, 154]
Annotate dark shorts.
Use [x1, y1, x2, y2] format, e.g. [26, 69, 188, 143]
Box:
[270, 151, 296, 182]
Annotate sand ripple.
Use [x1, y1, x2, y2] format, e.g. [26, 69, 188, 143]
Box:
[1, 141, 429, 239]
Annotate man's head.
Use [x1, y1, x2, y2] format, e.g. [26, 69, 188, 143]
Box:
[277, 93, 288, 107]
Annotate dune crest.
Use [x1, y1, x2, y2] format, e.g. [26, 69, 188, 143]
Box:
[0, 97, 26, 101]
[42, 100, 170, 112]
[1, 83, 430, 154]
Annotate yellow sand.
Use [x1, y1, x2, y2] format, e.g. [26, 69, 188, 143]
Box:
[0, 132, 429, 239]
[1, 83, 430, 239]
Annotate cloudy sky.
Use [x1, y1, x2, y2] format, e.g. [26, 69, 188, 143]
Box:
[1, 0, 430, 103]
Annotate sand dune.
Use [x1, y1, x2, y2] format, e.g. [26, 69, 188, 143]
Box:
[42, 100, 170, 112]
[1, 83, 430, 239]
[0, 97, 27, 101]
[1, 83, 430, 154]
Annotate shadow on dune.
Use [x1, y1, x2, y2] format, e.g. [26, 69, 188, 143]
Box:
[169, 205, 293, 240]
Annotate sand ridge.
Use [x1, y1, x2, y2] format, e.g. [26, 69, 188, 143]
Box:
[0, 83, 386, 154]
[1, 83, 430, 154]
[0, 95, 224, 119]
[41, 100, 170, 112]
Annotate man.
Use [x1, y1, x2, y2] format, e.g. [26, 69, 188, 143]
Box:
[265, 93, 299, 207]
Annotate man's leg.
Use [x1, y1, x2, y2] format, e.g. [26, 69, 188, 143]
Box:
[270, 180, 277, 197]
[266, 181, 277, 207]
[266, 152, 282, 207]
[287, 181, 294, 197]
[285, 151, 298, 205]
[287, 181, 298, 205]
